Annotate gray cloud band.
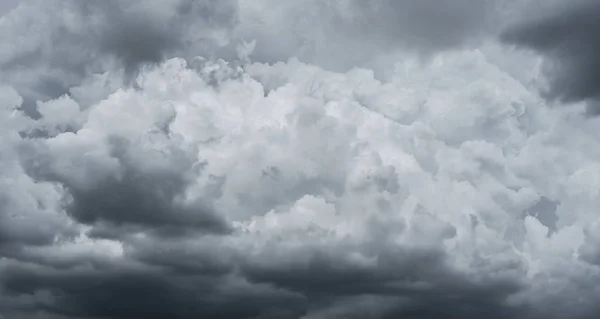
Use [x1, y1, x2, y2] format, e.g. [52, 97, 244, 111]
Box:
[0, 0, 238, 116]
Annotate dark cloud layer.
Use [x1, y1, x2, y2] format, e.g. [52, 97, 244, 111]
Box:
[501, 0, 600, 113]
[0, 249, 529, 319]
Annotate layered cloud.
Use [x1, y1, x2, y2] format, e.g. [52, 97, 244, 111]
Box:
[1, 1, 600, 319]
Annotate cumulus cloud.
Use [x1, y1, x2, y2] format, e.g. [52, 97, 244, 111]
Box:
[0, 0, 520, 116]
[0, 0, 238, 115]
[2, 1, 600, 319]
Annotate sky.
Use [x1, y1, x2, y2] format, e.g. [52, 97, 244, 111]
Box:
[1, 1, 600, 318]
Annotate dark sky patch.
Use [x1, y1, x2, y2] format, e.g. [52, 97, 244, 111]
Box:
[501, 0, 600, 113]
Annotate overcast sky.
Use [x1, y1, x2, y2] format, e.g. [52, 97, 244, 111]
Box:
[1, 1, 600, 319]
[0, 0, 18, 16]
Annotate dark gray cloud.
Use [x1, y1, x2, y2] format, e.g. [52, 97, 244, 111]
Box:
[0, 0, 238, 116]
[0, 235, 530, 319]
[3, 204, 565, 319]
[240, 246, 529, 319]
[501, 0, 600, 113]
[14, 130, 231, 238]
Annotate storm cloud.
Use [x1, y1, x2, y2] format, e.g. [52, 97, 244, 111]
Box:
[501, 0, 600, 113]
[2, 1, 600, 319]
[0, 0, 238, 115]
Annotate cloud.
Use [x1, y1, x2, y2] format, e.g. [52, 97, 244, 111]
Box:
[2, 48, 600, 318]
[501, 0, 600, 113]
[0, 0, 238, 115]
[2, 1, 600, 319]
[0, 0, 517, 116]
[0, 0, 18, 17]
[235, 0, 513, 73]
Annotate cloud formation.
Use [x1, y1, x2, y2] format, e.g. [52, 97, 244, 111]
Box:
[235, 0, 514, 73]
[0, 0, 516, 116]
[2, 1, 600, 319]
[501, 0, 600, 113]
[0, 0, 238, 115]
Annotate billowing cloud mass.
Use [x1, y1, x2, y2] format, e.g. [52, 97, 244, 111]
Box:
[1, 1, 600, 319]
[0, 0, 238, 115]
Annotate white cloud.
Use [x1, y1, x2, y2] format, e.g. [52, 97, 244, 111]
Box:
[3, 46, 600, 317]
